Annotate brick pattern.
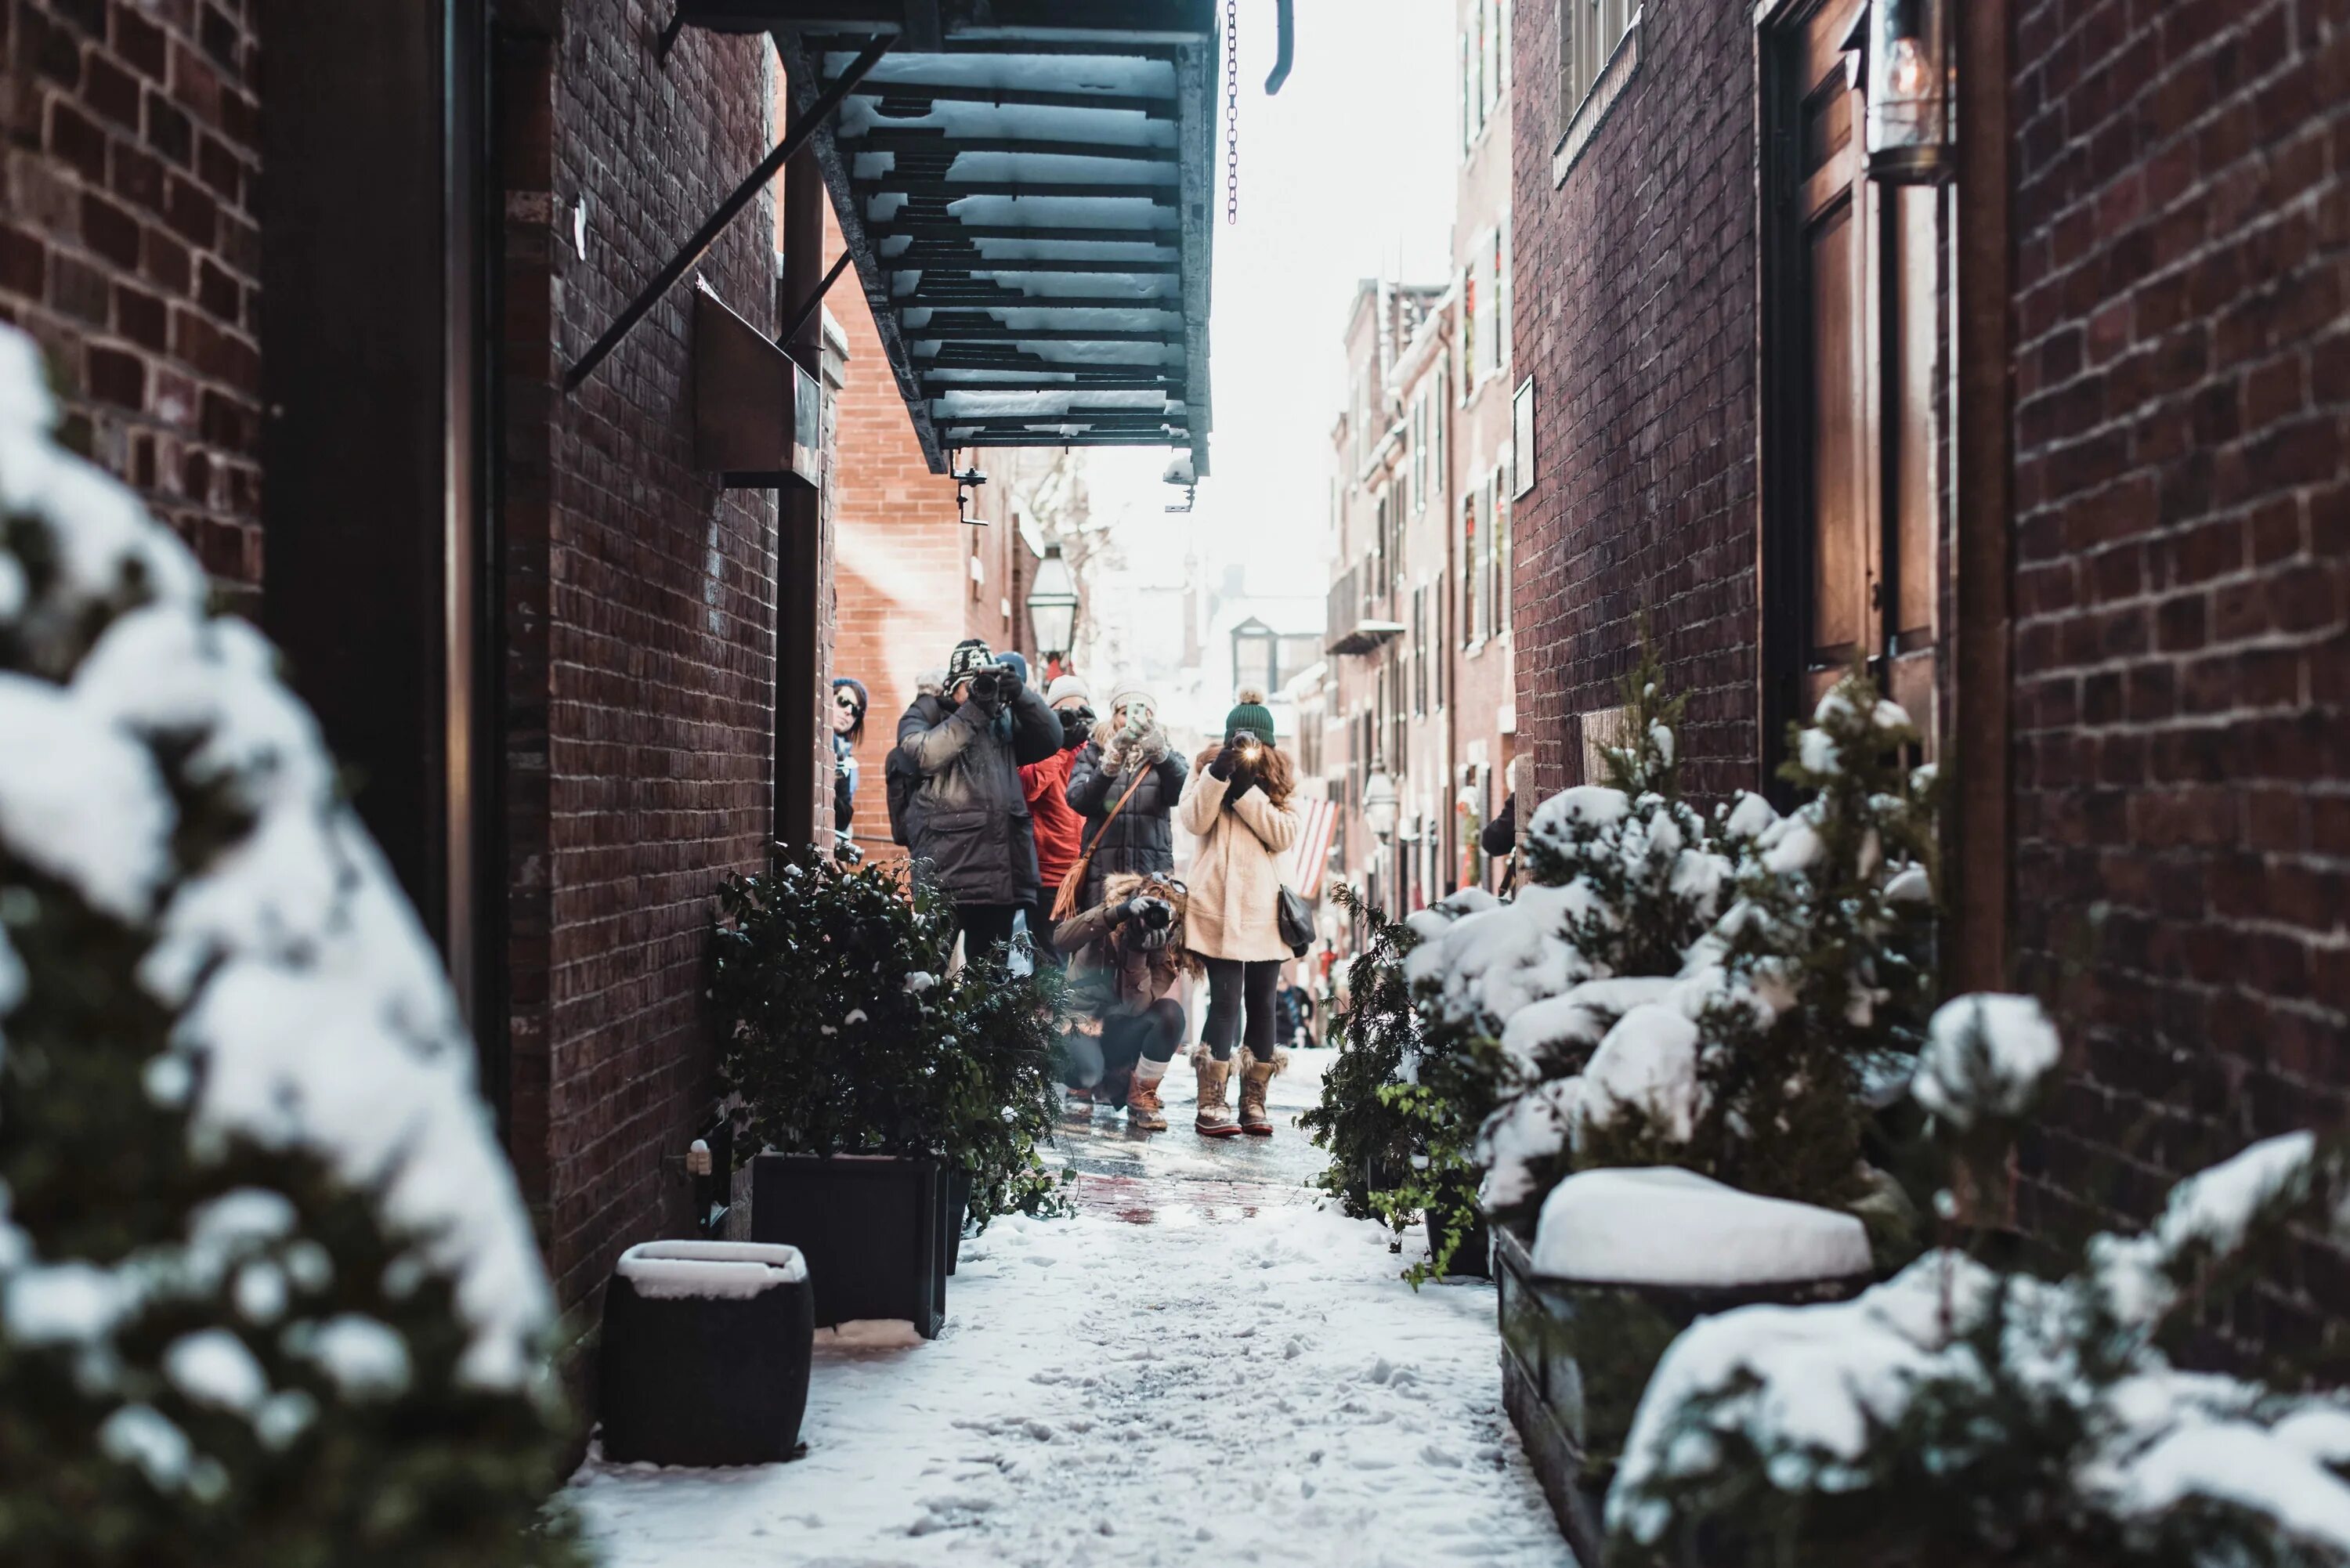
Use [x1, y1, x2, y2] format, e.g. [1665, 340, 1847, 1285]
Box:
[0, 0, 263, 598]
[2007, 0, 2350, 1344]
[500, 5, 781, 1313]
[1509, 0, 1760, 805]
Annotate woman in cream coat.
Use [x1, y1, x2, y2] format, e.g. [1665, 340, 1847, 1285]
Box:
[1177, 687, 1300, 1137]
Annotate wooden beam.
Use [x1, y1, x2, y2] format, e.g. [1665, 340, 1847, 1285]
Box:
[859, 177, 1179, 201]
[843, 131, 1179, 163]
[870, 221, 1177, 244]
[894, 294, 1182, 313]
[836, 78, 1176, 115]
[903, 326, 1183, 343]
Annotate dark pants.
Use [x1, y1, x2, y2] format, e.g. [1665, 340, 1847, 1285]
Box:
[956, 903, 1036, 963]
[1102, 999, 1187, 1071]
[1202, 957, 1278, 1062]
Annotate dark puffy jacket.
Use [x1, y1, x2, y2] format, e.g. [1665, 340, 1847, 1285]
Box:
[1065, 740, 1188, 907]
[896, 683, 1061, 907]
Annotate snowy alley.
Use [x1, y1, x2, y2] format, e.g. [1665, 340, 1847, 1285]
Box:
[569, 1050, 1571, 1568]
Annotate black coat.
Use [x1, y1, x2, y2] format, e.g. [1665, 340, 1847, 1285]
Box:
[895, 683, 1061, 908]
[1065, 742, 1188, 907]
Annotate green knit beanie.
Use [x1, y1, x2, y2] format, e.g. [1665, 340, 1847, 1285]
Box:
[1222, 685, 1276, 746]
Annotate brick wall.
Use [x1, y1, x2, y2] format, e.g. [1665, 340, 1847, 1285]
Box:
[1509, 0, 1760, 804]
[499, 4, 780, 1313]
[2007, 0, 2350, 1342]
[0, 0, 262, 600]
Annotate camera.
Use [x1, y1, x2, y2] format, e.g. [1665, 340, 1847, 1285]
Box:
[966, 667, 1007, 704]
[1227, 729, 1263, 758]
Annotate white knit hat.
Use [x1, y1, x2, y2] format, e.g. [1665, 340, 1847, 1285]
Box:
[1046, 674, 1092, 706]
[1108, 684, 1158, 715]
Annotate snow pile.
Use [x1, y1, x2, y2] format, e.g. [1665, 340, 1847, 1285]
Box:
[1608, 1133, 2350, 1566]
[1402, 879, 1595, 1042]
[617, 1241, 810, 1301]
[1912, 993, 2064, 1130]
[1531, 1168, 1871, 1287]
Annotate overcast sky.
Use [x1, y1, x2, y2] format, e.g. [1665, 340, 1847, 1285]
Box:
[1086, 0, 1459, 590]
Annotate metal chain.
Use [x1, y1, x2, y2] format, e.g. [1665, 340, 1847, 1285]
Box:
[1224, 0, 1240, 225]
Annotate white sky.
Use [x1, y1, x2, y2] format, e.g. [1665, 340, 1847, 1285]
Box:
[1086, 0, 1459, 590]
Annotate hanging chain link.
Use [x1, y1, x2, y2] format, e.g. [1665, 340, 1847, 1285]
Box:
[1224, 0, 1240, 225]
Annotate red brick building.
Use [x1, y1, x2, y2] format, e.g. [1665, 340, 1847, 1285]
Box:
[1509, 0, 2349, 1328]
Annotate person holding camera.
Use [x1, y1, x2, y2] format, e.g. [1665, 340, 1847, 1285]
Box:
[1051, 869, 1195, 1130]
[1064, 684, 1187, 912]
[1022, 674, 1097, 965]
[895, 638, 1061, 957]
[1176, 687, 1301, 1137]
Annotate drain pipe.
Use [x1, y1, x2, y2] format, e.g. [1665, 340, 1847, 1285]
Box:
[1264, 0, 1294, 92]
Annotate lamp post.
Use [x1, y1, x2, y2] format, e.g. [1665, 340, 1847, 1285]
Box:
[1025, 544, 1079, 677]
[1361, 767, 1399, 915]
[1864, 0, 1953, 183]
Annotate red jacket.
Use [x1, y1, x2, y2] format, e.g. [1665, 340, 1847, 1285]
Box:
[1023, 747, 1086, 895]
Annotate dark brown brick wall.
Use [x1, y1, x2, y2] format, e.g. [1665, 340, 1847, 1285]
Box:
[1509, 2, 1761, 805]
[498, 4, 781, 1314]
[2008, 0, 2350, 1339]
[0, 0, 262, 598]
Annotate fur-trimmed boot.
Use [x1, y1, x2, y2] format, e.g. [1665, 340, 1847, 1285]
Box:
[1238, 1049, 1287, 1136]
[1126, 1057, 1170, 1132]
[1192, 1046, 1240, 1138]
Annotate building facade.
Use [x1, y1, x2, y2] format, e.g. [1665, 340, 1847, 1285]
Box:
[1509, 0, 2349, 1340]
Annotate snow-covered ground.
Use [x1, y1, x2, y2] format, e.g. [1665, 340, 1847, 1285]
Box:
[569, 1050, 1571, 1567]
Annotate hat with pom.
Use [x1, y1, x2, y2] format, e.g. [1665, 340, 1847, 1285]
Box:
[1222, 685, 1276, 746]
[1045, 674, 1092, 707]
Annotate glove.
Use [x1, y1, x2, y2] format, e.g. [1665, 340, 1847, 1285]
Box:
[1111, 894, 1149, 926]
[1059, 706, 1095, 750]
[1103, 728, 1133, 770]
[1209, 742, 1244, 780]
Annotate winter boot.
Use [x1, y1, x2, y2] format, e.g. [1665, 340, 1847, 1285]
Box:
[1192, 1047, 1240, 1138]
[1238, 1050, 1286, 1136]
[1126, 1057, 1170, 1132]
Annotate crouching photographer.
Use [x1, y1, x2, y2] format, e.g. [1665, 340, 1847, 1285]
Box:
[1053, 872, 1195, 1131]
[895, 638, 1061, 959]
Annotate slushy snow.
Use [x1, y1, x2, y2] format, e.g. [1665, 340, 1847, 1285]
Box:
[572, 1199, 1568, 1567]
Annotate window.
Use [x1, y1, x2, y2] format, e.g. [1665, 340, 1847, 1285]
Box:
[1409, 388, 1429, 514]
[1561, 0, 1633, 120]
[1496, 475, 1513, 634]
[1434, 584, 1446, 706]
[1496, 211, 1512, 376]
[1460, 489, 1481, 645]
[1411, 584, 1426, 717]
[1482, 0, 1503, 124]
[1460, 251, 1479, 388]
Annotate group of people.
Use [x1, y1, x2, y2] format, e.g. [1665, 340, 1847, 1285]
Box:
[852, 636, 1305, 1139]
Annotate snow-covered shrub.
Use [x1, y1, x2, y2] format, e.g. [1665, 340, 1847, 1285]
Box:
[1570, 671, 1939, 1239]
[1607, 1122, 2350, 1568]
[709, 849, 1064, 1226]
[0, 327, 580, 1563]
[1301, 885, 1424, 1234]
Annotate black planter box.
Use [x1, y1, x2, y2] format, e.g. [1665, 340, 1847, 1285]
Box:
[598, 1240, 814, 1467]
[1494, 1226, 1869, 1565]
[943, 1168, 973, 1276]
[751, 1153, 945, 1338]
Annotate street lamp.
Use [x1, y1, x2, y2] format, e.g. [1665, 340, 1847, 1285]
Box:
[1025, 544, 1079, 668]
[1361, 768, 1399, 844]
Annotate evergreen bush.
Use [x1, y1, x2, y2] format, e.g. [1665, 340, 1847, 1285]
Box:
[1607, 1015, 2350, 1568]
[0, 328, 580, 1566]
[709, 849, 1065, 1228]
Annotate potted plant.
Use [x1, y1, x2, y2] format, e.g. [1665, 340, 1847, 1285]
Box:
[1408, 659, 1942, 1558]
[710, 849, 1062, 1335]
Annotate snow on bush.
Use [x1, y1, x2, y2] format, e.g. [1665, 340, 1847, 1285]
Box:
[1913, 992, 2065, 1132]
[0, 327, 578, 1563]
[1607, 1128, 2350, 1567]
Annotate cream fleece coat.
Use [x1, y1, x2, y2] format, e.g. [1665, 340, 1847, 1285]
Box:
[1177, 759, 1300, 962]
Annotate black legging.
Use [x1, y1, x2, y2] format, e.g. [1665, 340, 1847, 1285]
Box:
[1102, 999, 1187, 1071]
[1202, 957, 1278, 1063]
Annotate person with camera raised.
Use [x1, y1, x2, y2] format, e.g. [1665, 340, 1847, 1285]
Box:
[1175, 686, 1301, 1137]
[895, 638, 1061, 959]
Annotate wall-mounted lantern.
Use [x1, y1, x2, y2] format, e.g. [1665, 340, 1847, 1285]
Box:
[1025, 544, 1079, 665]
[1864, 0, 1952, 183]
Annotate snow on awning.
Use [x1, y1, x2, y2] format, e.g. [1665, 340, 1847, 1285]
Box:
[771, 6, 1215, 477]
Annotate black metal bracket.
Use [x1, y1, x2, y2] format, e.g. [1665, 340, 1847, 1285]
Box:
[777, 248, 854, 350]
[564, 33, 892, 395]
[656, 7, 687, 63]
[1265, 0, 1294, 92]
